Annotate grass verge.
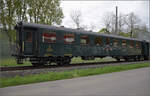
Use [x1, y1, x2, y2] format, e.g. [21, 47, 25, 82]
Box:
[0, 62, 150, 88]
[0, 57, 116, 67]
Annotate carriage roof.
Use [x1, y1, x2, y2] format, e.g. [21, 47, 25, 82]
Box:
[17, 22, 144, 42]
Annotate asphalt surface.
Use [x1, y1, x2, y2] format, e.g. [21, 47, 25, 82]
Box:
[0, 67, 150, 96]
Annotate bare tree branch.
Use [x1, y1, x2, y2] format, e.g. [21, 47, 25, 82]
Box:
[102, 12, 115, 34]
[70, 10, 82, 28]
[125, 12, 141, 37]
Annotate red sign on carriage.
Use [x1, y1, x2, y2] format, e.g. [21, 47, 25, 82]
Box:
[42, 33, 56, 43]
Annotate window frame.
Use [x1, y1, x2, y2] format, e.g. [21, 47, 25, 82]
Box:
[129, 41, 134, 48]
[25, 32, 32, 42]
[136, 42, 141, 49]
[42, 32, 56, 43]
[95, 36, 102, 46]
[64, 33, 75, 44]
[80, 35, 90, 45]
[122, 40, 127, 46]
[113, 39, 118, 46]
[106, 37, 110, 44]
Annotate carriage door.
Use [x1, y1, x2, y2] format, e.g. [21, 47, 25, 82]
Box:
[24, 31, 38, 55]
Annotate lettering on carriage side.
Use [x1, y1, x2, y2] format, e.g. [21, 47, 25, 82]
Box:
[64, 54, 72, 56]
[44, 53, 52, 56]
[47, 45, 53, 52]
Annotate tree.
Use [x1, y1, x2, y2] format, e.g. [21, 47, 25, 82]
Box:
[102, 12, 116, 34]
[137, 24, 150, 41]
[89, 23, 96, 31]
[98, 28, 109, 34]
[27, 0, 63, 25]
[101, 11, 143, 38]
[118, 32, 130, 37]
[70, 10, 82, 28]
[125, 12, 141, 37]
[0, 0, 18, 43]
[79, 23, 96, 32]
[118, 13, 127, 33]
[0, 0, 64, 43]
[0, 0, 63, 55]
[140, 24, 149, 33]
[15, 0, 28, 22]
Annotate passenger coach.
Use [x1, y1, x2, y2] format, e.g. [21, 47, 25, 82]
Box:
[13, 22, 150, 66]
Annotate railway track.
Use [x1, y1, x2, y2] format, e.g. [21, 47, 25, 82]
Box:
[1, 60, 150, 78]
[1, 60, 149, 72]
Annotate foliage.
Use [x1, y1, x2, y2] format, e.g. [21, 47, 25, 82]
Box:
[98, 28, 110, 34]
[118, 32, 130, 37]
[1, 62, 150, 87]
[0, 0, 64, 43]
[101, 11, 148, 38]
[0, 58, 32, 67]
[0, 30, 12, 59]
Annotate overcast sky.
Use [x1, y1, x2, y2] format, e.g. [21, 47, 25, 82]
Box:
[60, 0, 149, 32]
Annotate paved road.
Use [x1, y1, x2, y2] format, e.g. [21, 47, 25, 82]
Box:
[1, 67, 150, 96]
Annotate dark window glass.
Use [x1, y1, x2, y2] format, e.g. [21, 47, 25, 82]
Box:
[106, 37, 110, 44]
[122, 40, 127, 46]
[129, 41, 134, 48]
[136, 42, 141, 49]
[80, 35, 89, 45]
[26, 32, 32, 42]
[95, 37, 102, 45]
[113, 39, 118, 46]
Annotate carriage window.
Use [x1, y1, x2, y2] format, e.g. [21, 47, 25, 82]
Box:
[136, 42, 141, 48]
[95, 37, 102, 45]
[129, 41, 134, 48]
[113, 39, 118, 46]
[26, 32, 32, 42]
[122, 40, 127, 46]
[80, 35, 89, 45]
[64, 34, 75, 44]
[106, 37, 110, 44]
[42, 33, 56, 43]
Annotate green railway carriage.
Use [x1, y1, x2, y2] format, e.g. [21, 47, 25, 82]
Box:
[14, 22, 150, 66]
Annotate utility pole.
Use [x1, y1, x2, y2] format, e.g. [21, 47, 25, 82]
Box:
[115, 6, 118, 35]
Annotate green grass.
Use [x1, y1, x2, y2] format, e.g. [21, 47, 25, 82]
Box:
[0, 58, 32, 67]
[0, 57, 116, 67]
[0, 62, 150, 88]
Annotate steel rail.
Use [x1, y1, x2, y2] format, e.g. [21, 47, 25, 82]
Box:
[0, 60, 150, 72]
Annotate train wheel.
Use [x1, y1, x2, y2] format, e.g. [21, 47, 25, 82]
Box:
[134, 58, 137, 61]
[31, 59, 46, 66]
[116, 58, 120, 61]
[144, 56, 149, 60]
[64, 59, 71, 65]
[137, 56, 141, 61]
[124, 57, 129, 61]
[31, 63, 43, 66]
[57, 62, 63, 66]
[32, 63, 37, 66]
[64, 57, 71, 65]
[56, 57, 63, 65]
